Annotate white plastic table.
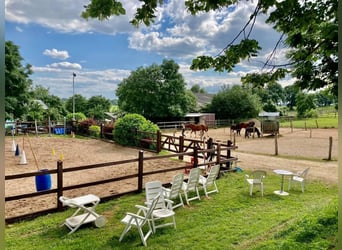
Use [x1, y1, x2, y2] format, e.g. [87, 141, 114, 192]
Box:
[273, 169, 293, 196]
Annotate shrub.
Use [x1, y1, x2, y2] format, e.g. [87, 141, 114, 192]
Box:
[113, 113, 159, 146]
[66, 112, 86, 122]
[77, 118, 97, 135]
[88, 125, 101, 137]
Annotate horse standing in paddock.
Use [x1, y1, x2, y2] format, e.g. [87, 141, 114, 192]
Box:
[185, 123, 208, 137]
[245, 126, 261, 138]
[230, 124, 241, 135]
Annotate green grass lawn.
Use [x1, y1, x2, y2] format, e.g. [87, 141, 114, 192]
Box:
[5, 171, 338, 249]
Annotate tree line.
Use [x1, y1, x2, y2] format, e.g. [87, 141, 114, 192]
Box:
[5, 39, 337, 125]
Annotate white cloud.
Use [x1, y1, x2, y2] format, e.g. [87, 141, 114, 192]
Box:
[47, 62, 82, 70]
[43, 48, 70, 60]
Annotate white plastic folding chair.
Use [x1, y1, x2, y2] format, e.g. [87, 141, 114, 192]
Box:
[59, 194, 106, 234]
[162, 173, 184, 209]
[199, 165, 220, 197]
[145, 181, 176, 233]
[288, 167, 310, 192]
[182, 168, 201, 205]
[244, 170, 267, 196]
[119, 194, 160, 247]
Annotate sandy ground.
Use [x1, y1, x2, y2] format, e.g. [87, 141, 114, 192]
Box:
[5, 127, 338, 219]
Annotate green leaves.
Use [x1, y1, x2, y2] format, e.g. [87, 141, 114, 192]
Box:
[81, 0, 125, 20]
[191, 39, 261, 72]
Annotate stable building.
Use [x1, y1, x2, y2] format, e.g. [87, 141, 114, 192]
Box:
[185, 113, 215, 127]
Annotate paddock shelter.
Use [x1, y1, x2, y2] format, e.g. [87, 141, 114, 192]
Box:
[184, 113, 215, 127]
[258, 111, 280, 135]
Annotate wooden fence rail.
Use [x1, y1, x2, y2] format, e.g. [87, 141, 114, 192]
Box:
[5, 139, 237, 223]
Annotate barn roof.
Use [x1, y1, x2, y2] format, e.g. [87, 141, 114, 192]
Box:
[258, 111, 280, 117]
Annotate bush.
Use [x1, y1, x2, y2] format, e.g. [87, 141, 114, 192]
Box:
[65, 112, 86, 122]
[88, 125, 101, 137]
[77, 118, 97, 135]
[113, 113, 159, 146]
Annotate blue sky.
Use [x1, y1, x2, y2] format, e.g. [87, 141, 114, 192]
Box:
[5, 0, 293, 100]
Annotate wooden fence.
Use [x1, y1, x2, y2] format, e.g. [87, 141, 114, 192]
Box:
[5, 135, 237, 223]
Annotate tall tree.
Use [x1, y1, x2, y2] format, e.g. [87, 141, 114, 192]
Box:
[81, 0, 338, 96]
[31, 85, 66, 120]
[86, 95, 112, 120]
[207, 85, 261, 120]
[65, 94, 88, 116]
[191, 84, 206, 93]
[116, 59, 193, 120]
[5, 41, 33, 120]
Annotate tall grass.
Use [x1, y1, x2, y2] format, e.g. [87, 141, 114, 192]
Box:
[5, 171, 337, 249]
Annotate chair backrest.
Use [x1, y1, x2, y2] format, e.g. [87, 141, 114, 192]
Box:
[168, 173, 184, 199]
[145, 181, 164, 209]
[186, 168, 200, 191]
[205, 165, 220, 186]
[250, 170, 266, 183]
[299, 167, 310, 178]
[145, 194, 160, 219]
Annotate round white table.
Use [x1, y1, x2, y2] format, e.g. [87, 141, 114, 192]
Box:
[273, 169, 293, 196]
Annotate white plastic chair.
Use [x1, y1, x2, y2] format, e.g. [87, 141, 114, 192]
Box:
[119, 194, 160, 247]
[245, 170, 267, 196]
[145, 181, 176, 233]
[59, 194, 106, 234]
[288, 167, 310, 192]
[182, 168, 201, 205]
[162, 173, 184, 209]
[199, 165, 220, 197]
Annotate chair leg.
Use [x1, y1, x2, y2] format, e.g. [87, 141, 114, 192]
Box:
[260, 183, 263, 196]
[178, 193, 184, 207]
[119, 224, 131, 242]
[249, 184, 253, 196]
[301, 182, 304, 193]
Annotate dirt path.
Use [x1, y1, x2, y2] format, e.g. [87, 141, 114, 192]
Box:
[5, 127, 338, 219]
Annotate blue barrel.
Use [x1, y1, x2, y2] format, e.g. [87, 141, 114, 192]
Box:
[35, 169, 52, 191]
[54, 128, 65, 135]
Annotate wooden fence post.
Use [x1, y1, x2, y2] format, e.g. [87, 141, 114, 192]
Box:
[327, 136, 333, 161]
[156, 130, 161, 153]
[57, 160, 64, 210]
[216, 143, 221, 166]
[275, 133, 278, 155]
[179, 136, 184, 160]
[227, 140, 232, 168]
[138, 150, 144, 193]
[193, 147, 198, 168]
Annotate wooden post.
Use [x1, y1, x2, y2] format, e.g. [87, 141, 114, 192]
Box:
[179, 136, 184, 160]
[275, 133, 278, 155]
[193, 147, 198, 168]
[156, 130, 161, 153]
[290, 119, 293, 133]
[138, 150, 144, 193]
[57, 160, 64, 210]
[327, 136, 333, 161]
[309, 129, 312, 138]
[226, 140, 232, 169]
[304, 121, 307, 131]
[315, 119, 318, 128]
[215, 143, 221, 166]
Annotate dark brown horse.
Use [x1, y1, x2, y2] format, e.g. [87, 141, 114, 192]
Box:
[231, 121, 255, 136]
[185, 123, 208, 137]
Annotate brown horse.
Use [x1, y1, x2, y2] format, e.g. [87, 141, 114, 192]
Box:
[231, 121, 254, 136]
[185, 123, 208, 137]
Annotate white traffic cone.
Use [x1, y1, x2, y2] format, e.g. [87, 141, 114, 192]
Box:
[11, 139, 16, 152]
[19, 150, 27, 165]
